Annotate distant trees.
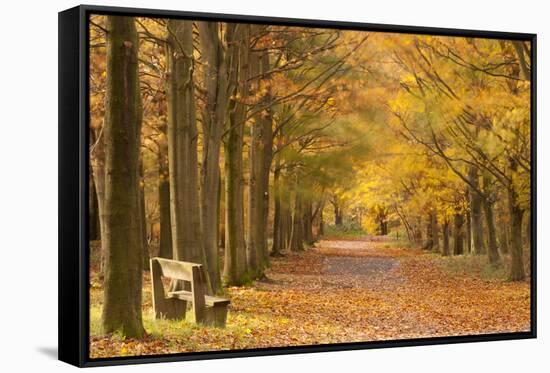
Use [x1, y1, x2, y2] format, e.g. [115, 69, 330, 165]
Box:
[385, 35, 531, 279]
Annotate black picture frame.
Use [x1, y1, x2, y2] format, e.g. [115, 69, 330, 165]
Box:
[58, 4, 537, 367]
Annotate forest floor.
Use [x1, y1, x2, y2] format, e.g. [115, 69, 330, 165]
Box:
[89, 237, 531, 358]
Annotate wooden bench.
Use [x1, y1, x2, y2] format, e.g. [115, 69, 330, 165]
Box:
[150, 257, 230, 327]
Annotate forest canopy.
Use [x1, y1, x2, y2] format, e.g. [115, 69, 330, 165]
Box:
[88, 15, 532, 355]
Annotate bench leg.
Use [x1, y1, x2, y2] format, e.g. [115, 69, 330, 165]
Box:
[204, 304, 229, 328]
[162, 299, 187, 320]
[151, 259, 187, 320]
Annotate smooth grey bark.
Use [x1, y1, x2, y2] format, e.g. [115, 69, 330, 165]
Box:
[89, 171, 101, 241]
[158, 122, 172, 259]
[138, 157, 149, 270]
[165, 20, 205, 270]
[247, 47, 273, 275]
[303, 200, 314, 245]
[468, 166, 486, 255]
[331, 195, 343, 226]
[223, 24, 249, 285]
[453, 213, 465, 255]
[481, 174, 501, 265]
[290, 191, 304, 251]
[271, 165, 283, 256]
[90, 127, 106, 272]
[198, 21, 230, 294]
[260, 51, 274, 265]
[465, 209, 472, 254]
[507, 159, 525, 281]
[431, 210, 440, 253]
[318, 204, 325, 236]
[442, 219, 450, 256]
[101, 15, 145, 338]
[423, 213, 434, 251]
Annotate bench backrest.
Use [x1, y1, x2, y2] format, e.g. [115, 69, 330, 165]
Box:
[152, 257, 202, 282]
[150, 257, 207, 322]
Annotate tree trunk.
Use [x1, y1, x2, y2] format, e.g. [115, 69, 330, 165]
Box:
[453, 213, 464, 255]
[482, 199, 501, 265]
[431, 210, 440, 253]
[290, 192, 304, 251]
[90, 127, 106, 273]
[247, 47, 273, 274]
[89, 172, 101, 240]
[223, 23, 249, 285]
[165, 20, 205, 272]
[260, 50, 274, 267]
[465, 210, 472, 254]
[319, 205, 325, 236]
[423, 213, 434, 250]
[139, 157, 149, 270]
[499, 225, 510, 254]
[271, 165, 283, 256]
[334, 201, 343, 226]
[442, 219, 450, 256]
[508, 187, 525, 281]
[198, 22, 230, 294]
[468, 167, 486, 254]
[303, 200, 314, 245]
[101, 15, 145, 338]
[158, 123, 172, 259]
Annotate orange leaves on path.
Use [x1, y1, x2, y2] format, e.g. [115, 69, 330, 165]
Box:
[89, 238, 530, 358]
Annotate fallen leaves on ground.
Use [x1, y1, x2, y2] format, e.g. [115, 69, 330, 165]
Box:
[89, 238, 531, 358]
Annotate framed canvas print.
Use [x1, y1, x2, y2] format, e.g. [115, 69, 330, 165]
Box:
[58, 4, 536, 367]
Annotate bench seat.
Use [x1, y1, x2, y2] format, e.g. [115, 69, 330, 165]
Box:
[167, 290, 230, 306]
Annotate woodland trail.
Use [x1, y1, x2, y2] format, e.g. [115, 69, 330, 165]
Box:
[90, 236, 531, 358]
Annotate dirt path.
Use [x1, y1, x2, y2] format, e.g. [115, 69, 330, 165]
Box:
[319, 239, 401, 290]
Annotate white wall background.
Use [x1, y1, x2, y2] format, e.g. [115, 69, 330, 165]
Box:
[0, 0, 545, 371]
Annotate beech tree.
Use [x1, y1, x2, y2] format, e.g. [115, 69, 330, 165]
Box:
[198, 21, 231, 294]
[165, 19, 204, 265]
[223, 24, 250, 285]
[101, 15, 145, 338]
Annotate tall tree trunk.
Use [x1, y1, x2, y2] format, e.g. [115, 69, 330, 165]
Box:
[290, 191, 304, 251]
[334, 201, 343, 226]
[165, 20, 204, 271]
[279, 186, 293, 252]
[319, 205, 325, 236]
[247, 47, 273, 274]
[482, 173, 500, 265]
[90, 128, 106, 273]
[223, 24, 249, 285]
[198, 22, 230, 294]
[303, 200, 314, 245]
[158, 123, 172, 259]
[508, 187, 525, 281]
[101, 15, 145, 338]
[483, 199, 501, 265]
[423, 213, 434, 250]
[468, 167, 486, 254]
[271, 165, 283, 256]
[247, 43, 265, 276]
[139, 157, 149, 270]
[453, 213, 464, 255]
[89, 173, 101, 241]
[431, 210, 440, 253]
[465, 210, 472, 254]
[260, 50, 274, 268]
[499, 223, 510, 254]
[442, 219, 450, 256]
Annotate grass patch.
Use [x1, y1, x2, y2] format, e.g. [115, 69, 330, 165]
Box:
[323, 224, 367, 239]
[435, 254, 509, 282]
